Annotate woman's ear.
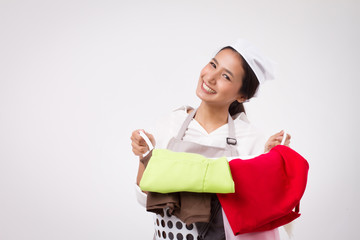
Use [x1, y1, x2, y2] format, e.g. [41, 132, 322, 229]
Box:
[236, 95, 247, 103]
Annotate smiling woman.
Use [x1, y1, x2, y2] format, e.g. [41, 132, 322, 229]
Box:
[130, 39, 292, 240]
[196, 46, 260, 124]
[196, 49, 246, 109]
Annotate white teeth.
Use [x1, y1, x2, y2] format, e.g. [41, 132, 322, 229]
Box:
[203, 82, 216, 94]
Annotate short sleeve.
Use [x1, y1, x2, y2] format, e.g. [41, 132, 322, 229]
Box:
[135, 183, 147, 208]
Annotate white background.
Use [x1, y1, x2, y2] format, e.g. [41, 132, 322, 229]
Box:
[0, 0, 359, 239]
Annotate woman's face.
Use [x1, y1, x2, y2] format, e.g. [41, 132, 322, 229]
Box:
[196, 48, 246, 108]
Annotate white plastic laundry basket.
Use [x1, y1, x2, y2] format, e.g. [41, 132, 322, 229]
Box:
[153, 208, 198, 240]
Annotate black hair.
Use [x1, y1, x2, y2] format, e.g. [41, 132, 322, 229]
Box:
[220, 47, 259, 116]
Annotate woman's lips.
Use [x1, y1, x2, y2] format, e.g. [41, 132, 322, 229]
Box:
[202, 82, 216, 94]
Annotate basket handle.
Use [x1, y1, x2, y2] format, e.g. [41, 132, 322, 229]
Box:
[139, 131, 154, 157]
[280, 130, 288, 145]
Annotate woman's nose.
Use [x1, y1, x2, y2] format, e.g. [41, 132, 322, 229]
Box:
[204, 71, 218, 83]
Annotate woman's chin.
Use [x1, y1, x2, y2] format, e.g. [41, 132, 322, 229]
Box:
[196, 90, 208, 102]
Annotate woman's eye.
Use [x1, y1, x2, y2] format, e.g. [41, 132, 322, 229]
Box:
[210, 62, 216, 68]
[222, 74, 230, 81]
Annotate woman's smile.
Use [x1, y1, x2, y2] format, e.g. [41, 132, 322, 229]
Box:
[201, 81, 216, 94]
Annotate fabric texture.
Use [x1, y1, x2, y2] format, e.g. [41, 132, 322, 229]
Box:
[147, 192, 212, 225]
[196, 195, 226, 240]
[222, 209, 281, 240]
[139, 149, 235, 194]
[217, 145, 309, 235]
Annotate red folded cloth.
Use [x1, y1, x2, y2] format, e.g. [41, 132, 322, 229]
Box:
[217, 145, 309, 235]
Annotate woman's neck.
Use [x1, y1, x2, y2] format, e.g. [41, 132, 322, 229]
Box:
[194, 103, 230, 134]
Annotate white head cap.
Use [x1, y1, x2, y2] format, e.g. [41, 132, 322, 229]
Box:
[228, 38, 276, 85]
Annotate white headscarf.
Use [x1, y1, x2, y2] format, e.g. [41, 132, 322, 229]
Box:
[219, 38, 276, 97]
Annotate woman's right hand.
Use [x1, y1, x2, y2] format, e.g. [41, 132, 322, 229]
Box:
[130, 130, 156, 157]
[264, 130, 291, 153]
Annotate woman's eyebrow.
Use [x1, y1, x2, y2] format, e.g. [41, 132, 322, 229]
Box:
[212, 58, 234, 78]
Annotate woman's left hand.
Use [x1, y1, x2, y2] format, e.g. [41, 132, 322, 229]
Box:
[264, 130, 291, 153]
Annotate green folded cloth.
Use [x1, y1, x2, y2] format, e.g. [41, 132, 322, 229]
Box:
[139, 149, 235, 194]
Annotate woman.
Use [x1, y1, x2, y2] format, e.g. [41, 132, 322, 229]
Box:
[131, 39, 290, 240]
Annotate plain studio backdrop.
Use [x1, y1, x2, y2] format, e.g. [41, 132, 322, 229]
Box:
[0, 0, 359, 239]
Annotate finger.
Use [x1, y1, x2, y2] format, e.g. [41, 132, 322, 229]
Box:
[283, 133, 291, 146]
[266, 141, 276, 150]
[271, 132, 281, 139]
[265, 140, 277, 151]
[132, 140, 149, 152]
[131, 135, 146, 146]
[131, 131, 148, 147]
[277, 130, 284, 137]
[284, 137, 291, 146]
[131, 146, 143, 156]
[272, 131, 284, 140]
[131, 141, 149, 155]
[132, 148, 142, 156]
[130, 137, 147, 149]
[276, 132, 291, 144]
[131, 129, 145, 142]
[286, 133, 291, 141]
